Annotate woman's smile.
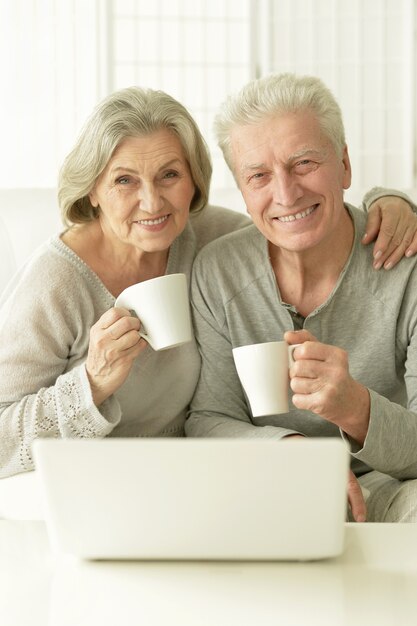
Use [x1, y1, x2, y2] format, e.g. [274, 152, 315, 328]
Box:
[89, 130, 195, 254]
[134, 214, 171, 229]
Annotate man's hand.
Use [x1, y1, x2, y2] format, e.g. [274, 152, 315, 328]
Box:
[348, 470, 367, 523]
[285, 330, 370, 446]
[362, 196, 417, 269]
[285, 435, 367, 522]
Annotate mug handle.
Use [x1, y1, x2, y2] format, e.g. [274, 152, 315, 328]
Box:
[288, 343, 301, 366]
[138, 325, 154, 349]
[124, 309, 154, 349]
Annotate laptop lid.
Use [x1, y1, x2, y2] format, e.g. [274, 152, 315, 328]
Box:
[33, 437, 349, 561]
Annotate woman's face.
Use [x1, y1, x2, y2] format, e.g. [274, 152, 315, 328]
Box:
[89, 129, 196, 254]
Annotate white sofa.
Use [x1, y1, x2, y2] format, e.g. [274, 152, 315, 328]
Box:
[0, 187, 246, 518]
[3, 185, 416, 295]
[0, 187, 248, 297]
[0, 190, 61, 518]
[0, 189, 62, 296]
[4, 185, 415, 295]
[0, 185, 415, 518]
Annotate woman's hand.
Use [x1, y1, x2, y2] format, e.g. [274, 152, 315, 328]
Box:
[362, 196, 417, 269]
[85, 307, 146, 406]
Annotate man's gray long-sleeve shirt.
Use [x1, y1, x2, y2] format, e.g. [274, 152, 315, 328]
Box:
[186, 205, 417, 480]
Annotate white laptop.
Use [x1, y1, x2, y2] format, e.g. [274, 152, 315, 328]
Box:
[32, 437, 349, 561]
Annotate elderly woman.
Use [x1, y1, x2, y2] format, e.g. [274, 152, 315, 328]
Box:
[0, 86, 415, 479]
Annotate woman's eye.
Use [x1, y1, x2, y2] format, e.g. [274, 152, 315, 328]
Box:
[163, 170, 178, 179]
[117, 176, 130, 184]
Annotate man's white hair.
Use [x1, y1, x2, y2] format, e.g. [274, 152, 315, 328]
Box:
[214, 72, 346, 174]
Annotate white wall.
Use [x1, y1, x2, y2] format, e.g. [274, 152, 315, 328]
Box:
[257, 0, 417, 197]
[0, 0, 416, 198]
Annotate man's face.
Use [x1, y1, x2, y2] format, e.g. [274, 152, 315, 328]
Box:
[230, 110, 352, 253]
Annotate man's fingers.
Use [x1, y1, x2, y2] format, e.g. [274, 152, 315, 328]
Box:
[284, 329, 318, 345]
[347, 471, 367, 523]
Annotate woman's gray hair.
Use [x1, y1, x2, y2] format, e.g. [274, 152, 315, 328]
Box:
[214, 73, 346, 173]
[59, 87, 212, 225]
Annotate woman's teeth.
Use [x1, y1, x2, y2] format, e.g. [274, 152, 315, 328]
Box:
[278, 205, 317, 223]
[137, 216, 168, 225]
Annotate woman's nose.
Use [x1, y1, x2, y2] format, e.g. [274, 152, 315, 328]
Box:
[138, 184, 164, 213]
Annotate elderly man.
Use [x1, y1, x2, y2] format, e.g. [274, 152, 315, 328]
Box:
[186, 73, 417, 523]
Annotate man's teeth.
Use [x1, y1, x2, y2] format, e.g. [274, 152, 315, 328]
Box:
[278, 205, 317, 223]
[137, 216, 168, 225]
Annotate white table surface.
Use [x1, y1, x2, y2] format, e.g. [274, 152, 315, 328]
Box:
[1, 521, 417, 626]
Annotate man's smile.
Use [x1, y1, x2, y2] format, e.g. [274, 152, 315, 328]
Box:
[276, 204, 318, 223]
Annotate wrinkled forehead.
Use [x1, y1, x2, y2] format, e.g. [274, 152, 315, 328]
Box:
[97, 132, 188, 179]
[230, 111, 332, 172]
[112, 129, 185, 160]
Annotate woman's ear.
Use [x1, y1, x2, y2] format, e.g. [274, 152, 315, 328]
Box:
[89, 188, 98, 208]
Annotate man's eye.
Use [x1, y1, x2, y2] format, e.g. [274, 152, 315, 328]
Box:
[294, 160, 318, 174]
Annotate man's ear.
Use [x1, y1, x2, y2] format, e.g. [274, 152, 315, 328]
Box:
[342, 145, 352, 190]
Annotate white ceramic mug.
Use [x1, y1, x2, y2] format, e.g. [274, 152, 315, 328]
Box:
[114, 273, 192, 351]
[232, 341, 298, 417]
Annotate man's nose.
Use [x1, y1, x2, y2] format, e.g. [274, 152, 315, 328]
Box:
[272, 171, 303, 207]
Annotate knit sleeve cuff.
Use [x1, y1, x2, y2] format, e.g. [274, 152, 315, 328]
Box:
[55, 364, 122, 438]
[362, 187, 417, 214]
